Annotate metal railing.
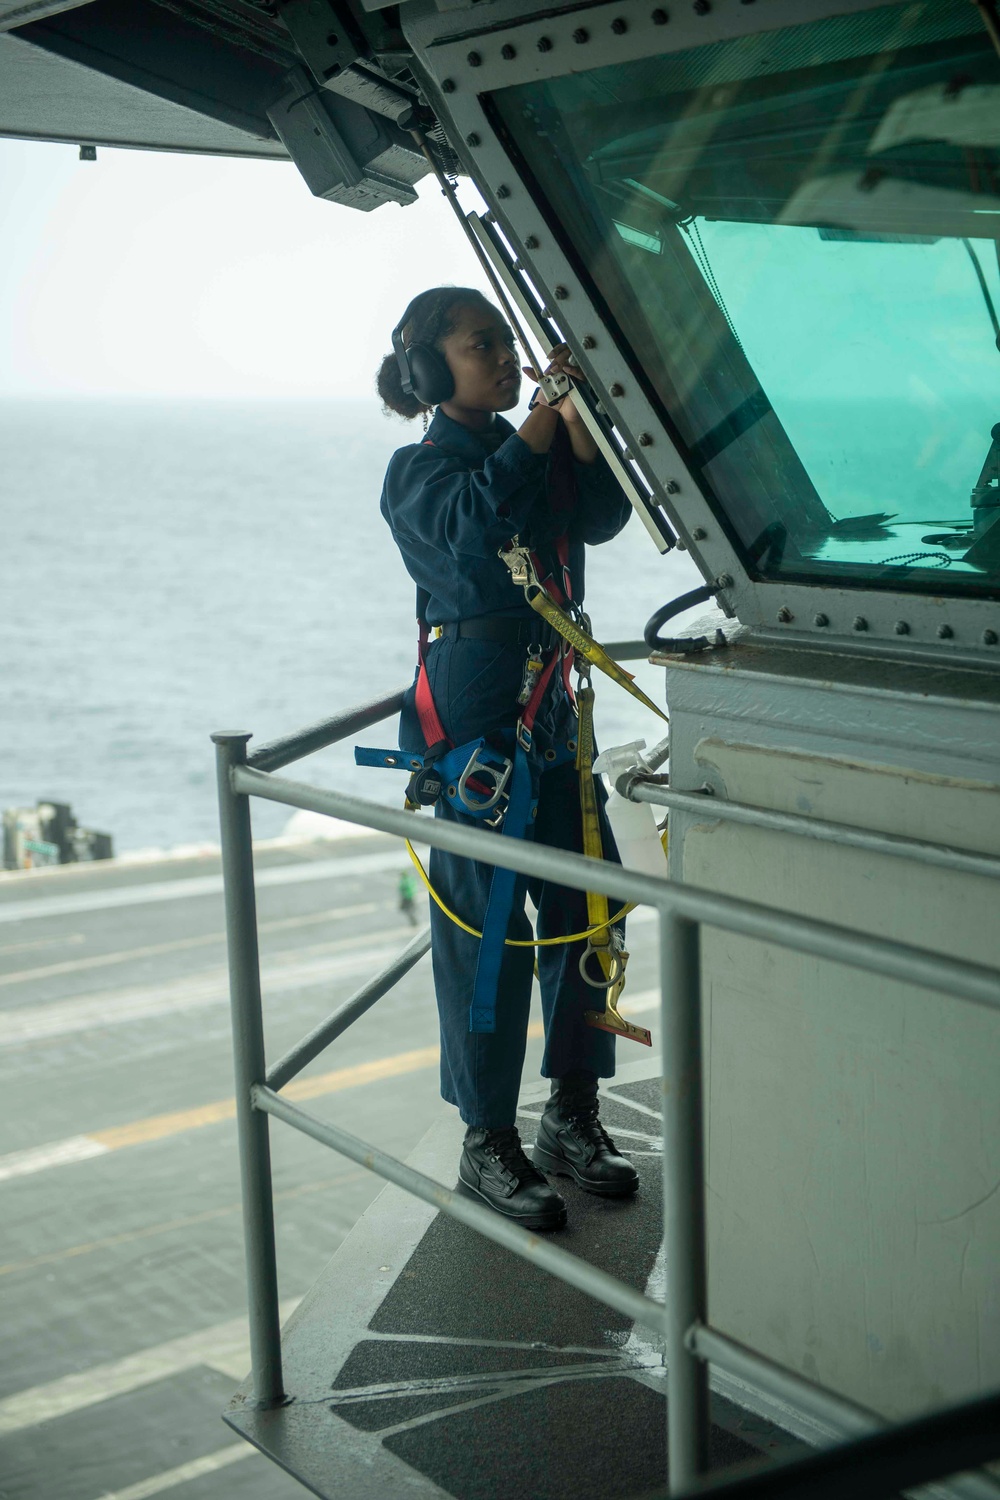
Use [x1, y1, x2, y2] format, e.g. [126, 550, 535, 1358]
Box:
[212, 682, 1000, 1499]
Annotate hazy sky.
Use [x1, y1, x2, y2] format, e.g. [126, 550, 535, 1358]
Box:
[0, 137, 499, 398]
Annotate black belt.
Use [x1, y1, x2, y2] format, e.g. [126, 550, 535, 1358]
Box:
[439, 616, 558, 648]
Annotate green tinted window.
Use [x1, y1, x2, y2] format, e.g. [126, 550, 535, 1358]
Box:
[491, 2, 1000, 596]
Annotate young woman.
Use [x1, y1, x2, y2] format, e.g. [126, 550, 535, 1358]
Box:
[376, 285, 638, 1231]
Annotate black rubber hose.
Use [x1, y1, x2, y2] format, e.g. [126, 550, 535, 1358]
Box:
[644, 583, 717, 653]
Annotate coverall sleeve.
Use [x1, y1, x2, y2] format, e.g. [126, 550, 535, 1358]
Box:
[385, 435, 548, 560]
[570, 452, 632, 544]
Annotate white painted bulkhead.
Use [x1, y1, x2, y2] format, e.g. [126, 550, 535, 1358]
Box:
[663, 641, 1000, 1420]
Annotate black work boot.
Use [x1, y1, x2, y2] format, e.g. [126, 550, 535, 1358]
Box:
[533, 1074, 639, 1197]
[459, 1125, 567, 1231]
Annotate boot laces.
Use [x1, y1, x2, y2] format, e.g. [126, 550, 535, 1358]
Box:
[484, 1126, 535, 1178]
[564, 1096, 615, 1152]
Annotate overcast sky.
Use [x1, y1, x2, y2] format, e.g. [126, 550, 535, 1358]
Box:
[0, 137, 498, 399]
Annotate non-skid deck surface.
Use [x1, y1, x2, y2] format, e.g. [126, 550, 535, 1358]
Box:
[226, 1072, 800, 1498]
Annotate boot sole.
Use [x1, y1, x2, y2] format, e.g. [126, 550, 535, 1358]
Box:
[532, 1141, 639, 1198]
[457, 1169, 567, 1231]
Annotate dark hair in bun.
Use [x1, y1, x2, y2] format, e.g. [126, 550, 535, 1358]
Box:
[375, 286, 487, 419]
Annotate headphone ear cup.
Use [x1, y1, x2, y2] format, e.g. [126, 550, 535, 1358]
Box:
[406, 344, 455, 406]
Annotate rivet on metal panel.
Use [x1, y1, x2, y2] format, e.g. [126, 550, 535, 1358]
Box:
[496, 184, 511, 199]
[937, 623, 953, 639]
[610, 382, 625, 396]
[666, 479, 681, 494]
[583, 334, 596, 348]
[467, 51, 482, 66]
[501, 43, 517, 59]
[813, 613, 829, 627]
[537, 36, 553, 52]
[651, 7, 669, 21]
[853, 616, 868, 631]
[524, 235, 539, 249]
[691, 526, 707, 540]
[441, 78, 456, 93]
[894, 620, 910, 635]
[554, 286, 569, 300]
[611, 17, 628, 33]
[984, 629, 999, 645]
[467, 132, 480, 147]
[573, 27, 590, 43]
[639, 433, 653, 446]
[777, 606, 793, 623]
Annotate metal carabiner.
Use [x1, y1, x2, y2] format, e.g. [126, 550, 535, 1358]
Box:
[456, 746, 512, 814]
[578, 940, 626, 990]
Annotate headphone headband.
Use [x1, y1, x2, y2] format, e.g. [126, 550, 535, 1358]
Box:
[391, 296, 422, 397]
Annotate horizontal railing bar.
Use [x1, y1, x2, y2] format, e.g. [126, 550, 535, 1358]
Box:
[265, 926, 432, 1093]
[232, 766, 1000, 1015]
[251, 1084, 666, 1336]
[246, 689, 407, 774]
[665, 1387, 1000, 1500]
[690, 1326, 1000, 1500]
[630, 783, 1000, 884]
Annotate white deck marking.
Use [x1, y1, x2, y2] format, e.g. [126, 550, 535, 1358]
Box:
[0, 901, 380, 987]
[0, 1300, 299, 1434]
[0, 1136, 110, 1183]
[0, 922, 416, 1046]
[0, 848, 403, 924]
[95, 1444, 253, 1500]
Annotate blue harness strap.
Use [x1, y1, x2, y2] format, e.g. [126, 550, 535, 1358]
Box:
[468, 736, 535, 1033]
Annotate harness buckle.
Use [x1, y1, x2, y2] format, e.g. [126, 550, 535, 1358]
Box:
[455, 746, 512, 814]
[516, 718, 533, 753]
[499, 543, 538, 590]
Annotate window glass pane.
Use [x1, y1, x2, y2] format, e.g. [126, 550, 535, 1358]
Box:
[490, 1, 1000, 596]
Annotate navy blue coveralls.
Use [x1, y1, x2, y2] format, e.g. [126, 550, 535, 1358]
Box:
[381, 407, 632, 1128]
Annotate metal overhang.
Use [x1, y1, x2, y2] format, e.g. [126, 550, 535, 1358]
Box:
[400, 0, 1000, 665]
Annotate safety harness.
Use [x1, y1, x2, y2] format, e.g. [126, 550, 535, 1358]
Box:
[357, 438, 667, 1048]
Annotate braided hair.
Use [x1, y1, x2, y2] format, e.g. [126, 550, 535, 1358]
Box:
[375, 286, 487, 419]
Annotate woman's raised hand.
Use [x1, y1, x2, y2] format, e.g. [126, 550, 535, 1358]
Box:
[521, 344, 585, 423]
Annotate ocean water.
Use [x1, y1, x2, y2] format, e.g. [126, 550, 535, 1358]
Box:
[2, 398, 701, 853]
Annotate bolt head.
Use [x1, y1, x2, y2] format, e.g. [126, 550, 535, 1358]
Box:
[554, 285, 568, 300]
[693, 0, 711, 12]
[777, 606, 793, 623]
[572, 27, 589, 43]
[691, 526, 707, 540]
[466, 132, 480, 147]
[501, 42, 516, 59]
[582, 334, 596, 349]
[666, 479, 681, 494]
[853, 616, 868, 631]
[984, 629, 999, 645]
[937, 623, 953, 639]
[813, 612, 829, 627]
[441, 77, 455, 93]
[611, 17, 628, 33]
[496, 184, 510, 199]
[715, 574, 734, 589]
[651, 7, 669, 22]
[609, 382, 624, 397]
[894, 620, 910, 635]
[537, 35, 553, 52]
[524, 235, 539, 250]
[639, 432, 653, 446]
[466, 50, 482, 66]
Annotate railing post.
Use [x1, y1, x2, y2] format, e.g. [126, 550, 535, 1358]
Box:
[212, 731, 284, 1408]
[660, 908, 710, 1491]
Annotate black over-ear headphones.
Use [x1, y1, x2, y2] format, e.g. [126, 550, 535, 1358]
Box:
[392, 296, 455, 407]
